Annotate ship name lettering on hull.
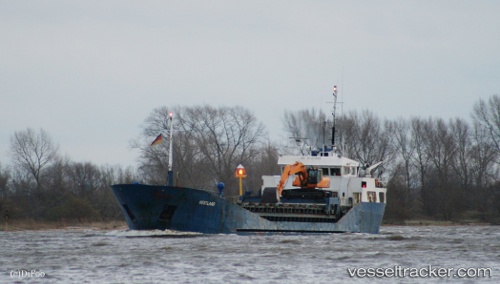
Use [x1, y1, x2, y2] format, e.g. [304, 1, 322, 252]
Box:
[199, 200, 216, 206]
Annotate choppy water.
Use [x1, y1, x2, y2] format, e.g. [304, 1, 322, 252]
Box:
[1, 225, 499, 283]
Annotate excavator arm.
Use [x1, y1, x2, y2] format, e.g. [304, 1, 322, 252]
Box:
[276, 161, 330, 196]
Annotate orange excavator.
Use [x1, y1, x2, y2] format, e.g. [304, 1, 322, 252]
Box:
[276, 161, 330, 196]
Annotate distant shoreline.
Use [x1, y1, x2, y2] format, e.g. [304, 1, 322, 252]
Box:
[383, 219, 495, 226]
[1, 219, 127, 232]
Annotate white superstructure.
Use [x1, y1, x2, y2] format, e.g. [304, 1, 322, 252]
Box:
[261, 153, 387, 207]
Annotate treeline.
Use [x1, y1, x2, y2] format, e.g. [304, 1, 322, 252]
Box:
[0, 129, 136, 222]
[1, 95, 499, 224]
[383, 115, 500, 222]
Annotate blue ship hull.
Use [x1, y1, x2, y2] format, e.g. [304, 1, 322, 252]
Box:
[111, 184, 385, 234]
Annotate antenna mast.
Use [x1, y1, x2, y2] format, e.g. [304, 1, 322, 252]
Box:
[167, 112, 174, 186]
[331, 85, 338, 147]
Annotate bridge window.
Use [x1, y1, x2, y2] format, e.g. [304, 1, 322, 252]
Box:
[343, 167, 350, 176]
[367, 191, 377, 202]
[331, 167, 341, 176]
[353, 192, 361, 204]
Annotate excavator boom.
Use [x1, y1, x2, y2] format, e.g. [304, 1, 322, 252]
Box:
[276, 161, 330, 196]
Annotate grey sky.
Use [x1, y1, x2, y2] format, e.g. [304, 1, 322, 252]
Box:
[1, 1, 499, 168]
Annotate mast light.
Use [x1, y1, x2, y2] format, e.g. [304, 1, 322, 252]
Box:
[235, 164, 247, 196]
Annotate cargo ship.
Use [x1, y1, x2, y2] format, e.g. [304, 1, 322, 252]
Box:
[111, 87, 387, 234]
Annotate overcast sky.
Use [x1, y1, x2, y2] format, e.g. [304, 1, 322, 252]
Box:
[1, 1, 499, 168]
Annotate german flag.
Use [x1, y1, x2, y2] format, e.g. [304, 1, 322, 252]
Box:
[150, 134, 163, 146]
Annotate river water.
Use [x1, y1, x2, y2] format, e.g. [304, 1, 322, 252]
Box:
[1, 225, 498, 283]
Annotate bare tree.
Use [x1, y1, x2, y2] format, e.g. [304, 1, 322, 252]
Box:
[450, 118, 471, 188]
[68, 162, 103, 198]
[9, 128, 59, 192]
[469, 121, 498, 188]
[426, 118, 459, 219]
[407, 117, 435, 217]
[283, 108, 330, 152]
[410, 117, 431, 192]
[386, 118, 419, 216]
[92, 164, 132, 219]
[426, 118, 456, 181]
[178, 105, 266, 194]
[338, 110, 392, 166]
[244, 141, 280, 195]
[134, 105, 267, 197]
[0, 163, 10, 198]
[0, 163, 11, 219]
[384, 164, 412, 220]
[388, 118, 415, 189]
[472, 94, 500, 158]
[131, 106, 172, 184]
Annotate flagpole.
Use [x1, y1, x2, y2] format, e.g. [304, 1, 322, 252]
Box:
[167, 112, 174, 186]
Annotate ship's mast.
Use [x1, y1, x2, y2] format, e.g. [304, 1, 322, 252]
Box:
[331, 85, 338, 147]
[167, 112, 174, 186]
